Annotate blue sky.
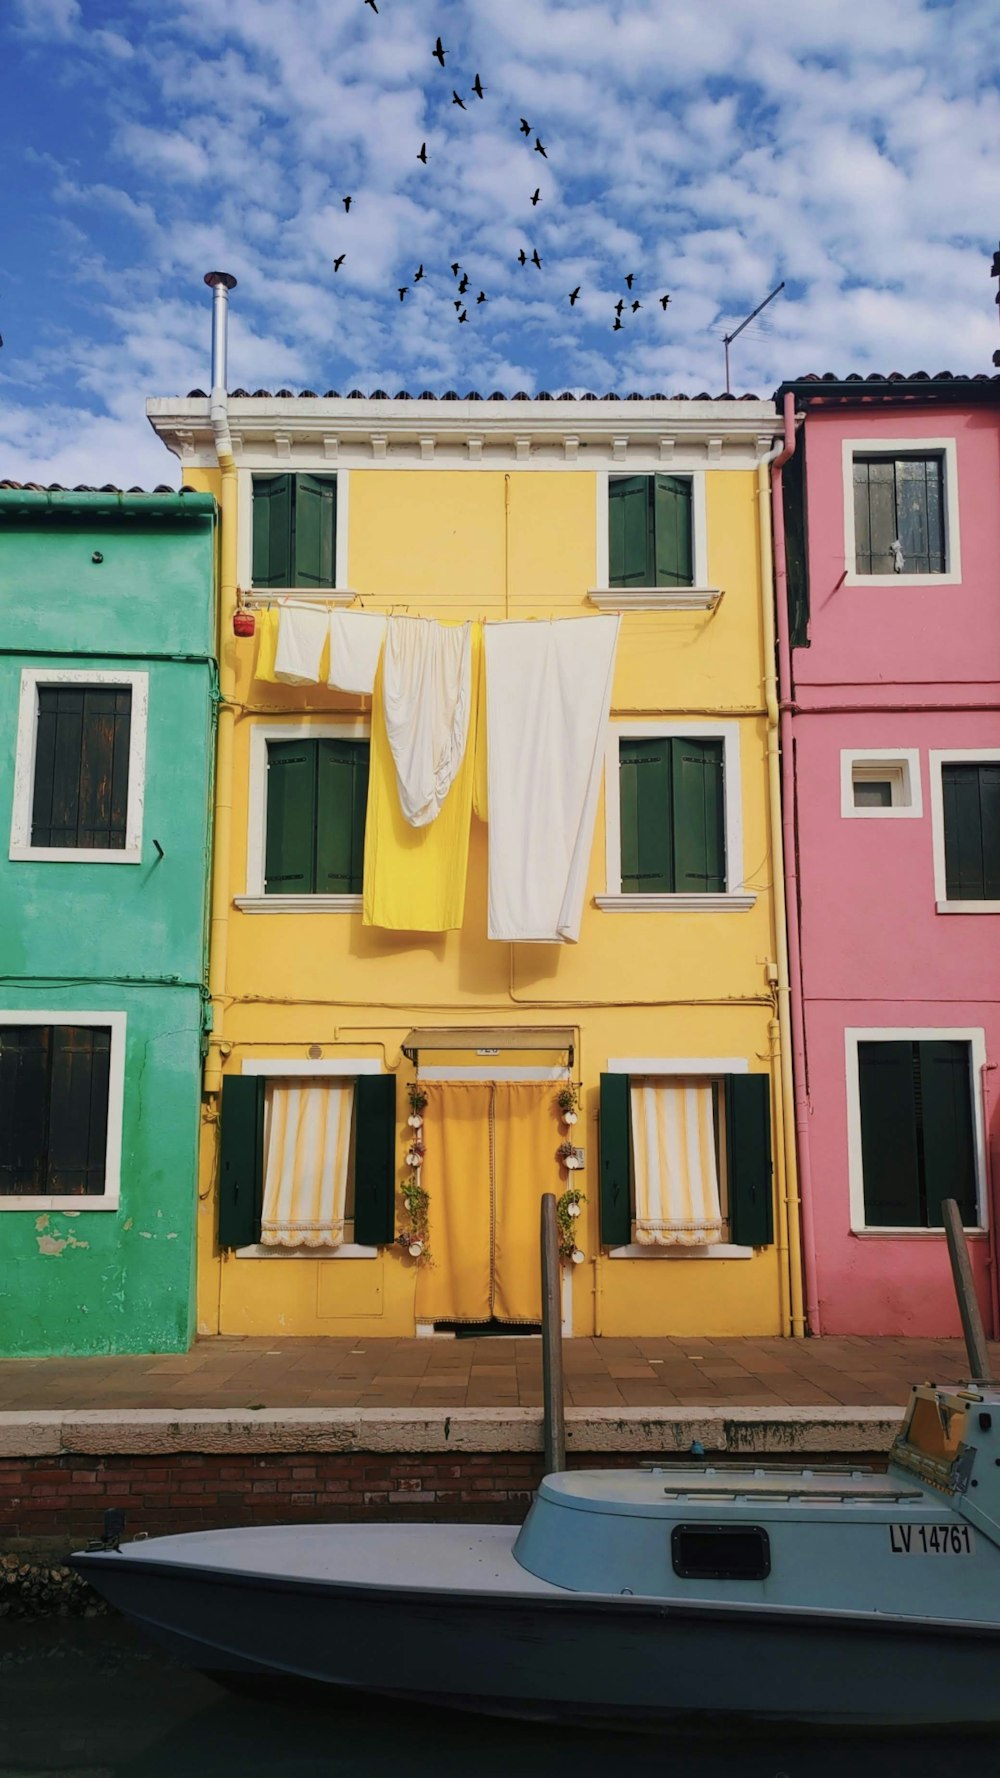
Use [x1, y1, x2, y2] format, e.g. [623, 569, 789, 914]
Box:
[2, 0, 999, 486]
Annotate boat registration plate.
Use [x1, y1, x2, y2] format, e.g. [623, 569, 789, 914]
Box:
[889, 1524, 975, 1555]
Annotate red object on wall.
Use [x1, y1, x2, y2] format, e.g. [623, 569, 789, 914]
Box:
[233, 609, 256, 637]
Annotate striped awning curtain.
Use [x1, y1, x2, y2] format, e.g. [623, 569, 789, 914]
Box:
[260, 1081, 354, 1248]
[629, 1078, 722, 1246]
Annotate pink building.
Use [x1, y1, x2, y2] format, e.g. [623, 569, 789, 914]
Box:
[774, 374, 1000, 1336]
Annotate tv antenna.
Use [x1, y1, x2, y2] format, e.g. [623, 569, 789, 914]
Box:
[723, 281, 785, 394]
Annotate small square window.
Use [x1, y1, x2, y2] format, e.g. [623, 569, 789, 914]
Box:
[841, 751, 922, 820]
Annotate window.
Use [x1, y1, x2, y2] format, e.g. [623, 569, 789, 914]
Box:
[672, 1526, 771, 1581]
[265, 737, 369, 896]
[841, 750, 921, 819]
[0, 1013, 126, 1210]
[599, 724, 752, 911]
[854, 1038, 979, 1229]
[218, 1068, 395, 1252]
[609, 475, 693, 588]
[930, 751, 1000, 913]
[599, 1069, 773, 1252]
[853, 454, 944, 575]
[10, 671, 148, 864]
[252, 473, 337, 589]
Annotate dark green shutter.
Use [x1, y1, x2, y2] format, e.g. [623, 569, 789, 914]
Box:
[316, 740, 368, 893]
[353, 1074, 397, 1245]
[265, 741, 317, 893]
[218, 1075, 265, 1248]
[293, 474, 336, 588]
[599, 1072, 632, 1246]
[857, 1042, 920, 1226]
[0, 1025, 51, 1195]
[918, 1041, 977, 1227]
[782, 441, 810, 649]
[653, 475, 693, 588]
[943, 764, 1000, 901]
[609, 476, 653, 587]
[47, 1027, 109, 1196]
[252, 475, 293, 588]
[671, 739, 725, 892]
[620, 738, 672, 892]
[725, 1074, 773, 1246]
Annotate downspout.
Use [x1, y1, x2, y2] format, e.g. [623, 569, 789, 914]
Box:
[202, 272, 238, 1098]
[758, 416, 804, 1338]
[771, 389, 819, 1334]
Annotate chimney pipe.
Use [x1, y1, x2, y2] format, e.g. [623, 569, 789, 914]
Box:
[204, 271, 237, 394]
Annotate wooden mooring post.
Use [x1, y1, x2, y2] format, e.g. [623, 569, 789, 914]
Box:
[942, 1197, 993, 1384]
[541, 1192, 566, 1473]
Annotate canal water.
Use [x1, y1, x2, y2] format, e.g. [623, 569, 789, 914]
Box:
[1, 1617, 997, 1777]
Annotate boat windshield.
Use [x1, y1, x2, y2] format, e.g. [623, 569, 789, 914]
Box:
[892, 1390, 970, 1488]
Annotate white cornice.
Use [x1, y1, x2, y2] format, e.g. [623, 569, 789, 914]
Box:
[146, 396, 781, 473]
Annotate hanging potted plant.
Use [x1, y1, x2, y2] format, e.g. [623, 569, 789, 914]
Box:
[397, 1084, 432, 1264]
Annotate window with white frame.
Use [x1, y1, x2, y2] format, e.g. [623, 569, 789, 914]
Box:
[0, 1012, 126, 1210]
[846, 1029, 985, 1232]
[929, 750, 1000, 913]
[841, 750, 922, 818]
[240, 720, 370, 910]
[598, 724, 754, 910]
[593, 473, 711, 606]
[842, 439, 961, 585]
[10, 671, 148, 864]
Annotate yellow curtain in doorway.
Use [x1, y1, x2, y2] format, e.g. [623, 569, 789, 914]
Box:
[492, 1083, 560, 1323]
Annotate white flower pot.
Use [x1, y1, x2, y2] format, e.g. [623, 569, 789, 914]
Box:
[408, 1242, 423, 1258]
[563, 1111, 577, 1125]
[568, 1201, 581, 1217]
[571, 1248, 585, 1264]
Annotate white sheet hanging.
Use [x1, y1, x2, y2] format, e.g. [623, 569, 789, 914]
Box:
[273, 605, 328, 684]
[327, 611, 387, 695]
[382, 617, 472, 827]
[485, 615, 620, 942]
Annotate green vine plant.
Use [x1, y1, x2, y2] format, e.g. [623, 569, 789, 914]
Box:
[557, 1187, 586, 1266]
[397, 1083, 432, 1264]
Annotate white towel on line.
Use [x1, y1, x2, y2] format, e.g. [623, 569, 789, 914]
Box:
[327, 611, 387, 695]
[273, 605, 329, 684]
[382, 617, 472, 827]
[485, 615, 620, 943]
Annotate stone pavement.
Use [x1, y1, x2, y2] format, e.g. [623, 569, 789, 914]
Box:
[0, 1334, 995, 1412]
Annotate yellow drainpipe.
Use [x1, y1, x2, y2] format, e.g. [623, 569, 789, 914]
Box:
[757, 459, 805, 1337]
[203, 273, 238, 1097]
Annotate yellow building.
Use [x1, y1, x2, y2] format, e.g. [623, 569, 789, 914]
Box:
[148, 382, 802, 1340]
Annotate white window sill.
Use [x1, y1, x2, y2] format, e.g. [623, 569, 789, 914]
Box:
[851, 1227, 987, 1239]
[843, 807, 922, 820]
[246, 588, 358, 606]
[234, 1242, 378, 1259]
[608, 1242, 753, 1260]
[936, 900, 1000, 915]
[9, 846, 141, 865]
[0, 1196, 118, 1212]
[844, 572, 960, 588]
[235, 894, 362, 914]
[595, 893, 755, 913]
[588, 586, 722, 612]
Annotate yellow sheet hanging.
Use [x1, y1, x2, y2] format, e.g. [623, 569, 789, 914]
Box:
[253, 606, 281, 683]
[492, 1083, 560, 1322]
[363, 624, 482, 931]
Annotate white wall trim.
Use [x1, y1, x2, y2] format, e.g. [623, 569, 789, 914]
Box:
[239, 467, 348, 593]
[595, 892, 755, 913]
[928, 748, 1000, 913]
[234, 1242, 378, 1259]
[608, 1242, 752, 1260]
[603, 721, 744, 897]
[840, 748, 923, 820]
[234, 895, 363, 915]
[841, 437, 962, 587]
[10, 670, 148, 865]
[607, 1057, 750, 1075]
[587, 586, 722, 613]
[595, 471, 708, 591]
[239, 1057, 383, 1076]
[0, 1010, 127, 1211]
[418, 1064, 570, 1081]
[844, 1026, 988, 1234]
[246, 718, 370, 897]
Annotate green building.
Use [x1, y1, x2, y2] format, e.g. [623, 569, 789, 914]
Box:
[0, 483, 216, 1354]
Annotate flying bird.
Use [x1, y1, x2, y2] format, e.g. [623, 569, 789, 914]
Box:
[631, 300, 641, 312]
[343, 196, 353, 211]
[614, 298, 624, 315]
[432, 35, 446, 65]
[454, 299, 463, 310]
[534, 137, 547, 157]
[472, 73, 485, 98]
[517, 248, 527, 265]
[364, 0, 378, 10]
[414, 264, 425, 281]
[519, 118, 531, 135]
[530, 188, 541, 206]
[458, 272, 469, 293]
[451, 261, 461, 276]
[452, 90, 466, 109]
[531, 248, 542, 269]
[568, 286, 580, 305]
[333, 254, 346, 272]
[458, 308, 469, 322]
[417, 142, 428, 164]
[613, 316, 623, 332]
[476, 290, 487, 303]
[398, 287, 408, 301]
[659, 293, 671, 309]
[624, 272, 635, 289]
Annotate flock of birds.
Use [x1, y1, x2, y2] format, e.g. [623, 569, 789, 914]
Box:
[333, 14, 673, 333]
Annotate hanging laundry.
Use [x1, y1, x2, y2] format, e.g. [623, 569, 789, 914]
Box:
[253, 606, 281, 683]
[363, 625, 482, 931]
[629, 1079, 722, 1245]
[485, 615, 620, 942]
[327, 610, 387, 695]
[259, 1080, 355, 1247]
[383, 616, 472, 826]
[274, 604, 328, 684]
[472, 629, 489, 821]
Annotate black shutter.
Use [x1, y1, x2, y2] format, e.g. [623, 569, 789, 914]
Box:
[599, 1072, 632, 1247]
[782, 440, 810, 650]
[0, 1026, 51, 1195]
[919, 1040, 977, 1228]
[218, 1075, 265, 1248]
[943, 764, 1000, 902]
[47, 1027, 110, 1196]
[725, 1074, 773, 1247]
[857, 1042, 920, 1227]
[353, 1074, 397, 1245]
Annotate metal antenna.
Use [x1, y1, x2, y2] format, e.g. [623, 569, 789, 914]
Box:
[723, 281, 785, 395]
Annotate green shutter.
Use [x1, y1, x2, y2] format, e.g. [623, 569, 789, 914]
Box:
[671, 739, 725, 893]
[782, 441, 810, 649]
[609, 476, 653, 587]
[725, 1074, 773, 1246]
[619, 738, 671, 892]
[353, 1074, 397, 1245]
[265, 741, 317, 894]
[218, 1075, 265, 1248]
[0, 1025, 51, 1195]
[919, 1041, 977, 1227]
[857, 1042, 921, 1227]
[599, 1072, 632, 1246]
[47, 1027, 110, 1196]
[943, 764, 1000, 901]
[252, 475, 293, 588]
[316, 740, 368, 893]
[653, 475, 693, 588]
[293, 474, 336, 588]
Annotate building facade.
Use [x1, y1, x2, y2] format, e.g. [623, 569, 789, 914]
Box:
[0, 484, 216, 1355]
[148, 387, 802, 1340]
[774, 375, 1000, 1336]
